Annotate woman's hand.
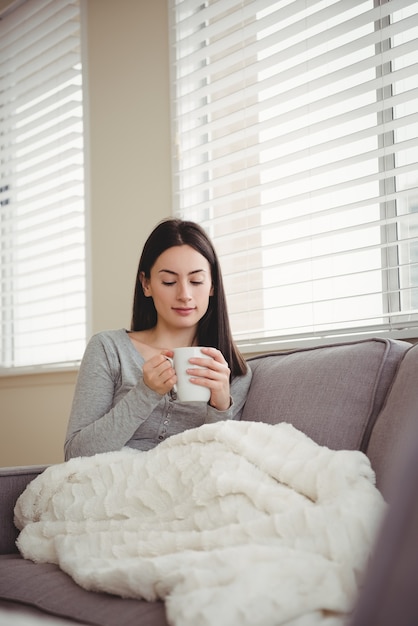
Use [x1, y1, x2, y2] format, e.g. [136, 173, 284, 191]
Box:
[187, 347, 231, 411]
[142, 350, 176, 395]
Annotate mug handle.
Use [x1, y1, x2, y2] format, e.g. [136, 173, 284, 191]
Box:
[165, 356, 177, 394]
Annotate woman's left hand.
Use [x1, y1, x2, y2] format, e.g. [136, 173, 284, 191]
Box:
[187, 347, 231, 411]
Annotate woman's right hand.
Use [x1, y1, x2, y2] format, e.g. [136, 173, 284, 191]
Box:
[142, 351, 176, 395]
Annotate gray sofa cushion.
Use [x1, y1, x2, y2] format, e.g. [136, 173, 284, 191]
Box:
[0, 555, 167, 626]
[242, 338, 409, 455]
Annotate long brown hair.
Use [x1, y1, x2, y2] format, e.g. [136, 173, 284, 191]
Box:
[131, 218, 247, 376]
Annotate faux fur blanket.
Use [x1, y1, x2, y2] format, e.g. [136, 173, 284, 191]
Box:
[15, 421, 385, 626]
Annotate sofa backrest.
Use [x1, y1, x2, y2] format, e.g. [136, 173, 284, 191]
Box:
[242, 338, 410, 461]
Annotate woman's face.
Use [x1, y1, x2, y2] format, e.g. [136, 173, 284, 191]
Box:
[141, 245, 213, 333]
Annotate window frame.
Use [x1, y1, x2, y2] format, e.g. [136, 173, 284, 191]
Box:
[169, 0, 418, 353]
[0, 0, 88, 373]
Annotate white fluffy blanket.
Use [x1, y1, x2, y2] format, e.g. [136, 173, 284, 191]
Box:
[15, 421, 385, 626]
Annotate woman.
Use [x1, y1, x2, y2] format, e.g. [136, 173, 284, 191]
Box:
[64, 218, 252, 459]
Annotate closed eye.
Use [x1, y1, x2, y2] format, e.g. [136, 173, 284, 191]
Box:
[162, 280, 204, 286]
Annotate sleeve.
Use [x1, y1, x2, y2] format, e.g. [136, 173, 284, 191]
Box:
[205, 363, 253, 423]
[64, 334, 162, 460]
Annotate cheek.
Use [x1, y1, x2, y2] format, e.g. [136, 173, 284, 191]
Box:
[158, 289, 172, 304]
[149, 286, 170, 306]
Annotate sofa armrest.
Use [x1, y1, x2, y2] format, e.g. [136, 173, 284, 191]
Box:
[367, 343, 418, 497]
[350, 415, 418, 626]
[0, 465, 47, 555]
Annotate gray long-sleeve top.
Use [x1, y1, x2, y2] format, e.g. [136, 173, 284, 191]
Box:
[64, 329, 253, 460]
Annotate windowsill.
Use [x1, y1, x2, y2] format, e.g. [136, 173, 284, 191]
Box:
[0, 361, 80, 377]
[0, 366, 79, 388]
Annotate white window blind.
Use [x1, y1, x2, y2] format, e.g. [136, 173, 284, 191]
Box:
[169, 0, 418, 351]
[0, 0, 86, 370]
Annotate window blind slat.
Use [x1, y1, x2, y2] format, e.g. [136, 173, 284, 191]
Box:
[177, 162, 417, 219]
[0, 263, 85, 289]
[174, 1, 413, 91]
[2, 54, 80, 103]
[0, 135, 82, 173]
[177, 137, 417, 204]
[3, 0, 74, 26]
[3, 30, 80, 86]
[176, 110, 418, 189]
[14, 83, 79, 118]
[1, 68, 80, 116]
[173, 59, 417, 155]
[0, 84, 81, 133]
[173, 185, 414, 227]
[0, 96, 81, 139]
[174, 0, 385, 70]
[174, 86, 416, 171]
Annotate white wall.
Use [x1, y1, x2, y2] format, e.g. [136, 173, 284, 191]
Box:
[0, 0, 172, 466]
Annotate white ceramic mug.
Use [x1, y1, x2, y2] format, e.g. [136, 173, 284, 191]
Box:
[168, 347, 212, 402]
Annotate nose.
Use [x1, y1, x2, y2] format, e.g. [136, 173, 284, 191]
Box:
[177, 280, 192, 302]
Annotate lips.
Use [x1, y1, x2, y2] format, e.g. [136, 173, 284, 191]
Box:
[172, 308, 196, 316]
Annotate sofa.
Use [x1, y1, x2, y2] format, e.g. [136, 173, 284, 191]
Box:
[1, 337, 418, 626]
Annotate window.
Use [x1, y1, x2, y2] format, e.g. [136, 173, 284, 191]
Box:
[169, 0, 418, 350]
[0, 0, 86, 370]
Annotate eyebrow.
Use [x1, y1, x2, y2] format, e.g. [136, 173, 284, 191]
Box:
[158, 269, 206, 276]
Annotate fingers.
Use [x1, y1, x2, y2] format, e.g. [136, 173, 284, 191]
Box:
[187, 350, 230, 399]
[188, 348, 230, 380]
[143, 353, 177, 395]
[200, 347, 227, 365]
[187, 348, 230, 411]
